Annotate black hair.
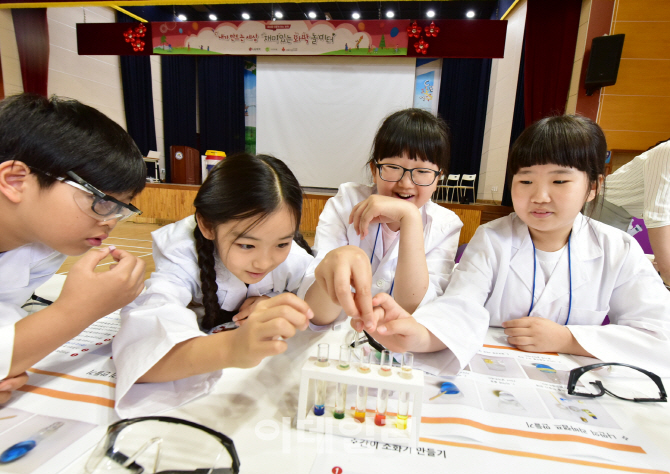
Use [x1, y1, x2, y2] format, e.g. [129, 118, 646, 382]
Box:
[367, 108, 451, 171]
[0, 93, 145, 195]
[507, 114, 607, 193]
[193, 153, 312, 330]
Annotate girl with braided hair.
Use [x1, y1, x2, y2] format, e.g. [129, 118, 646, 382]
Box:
[114, 154, 314, 417]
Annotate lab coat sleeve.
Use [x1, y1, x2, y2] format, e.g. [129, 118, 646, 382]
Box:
[297, 186, 354, 300]
[412, 227, 495, 375]
[419, 210, 463, 308]
[0, 245, 66, 380]
[0, 306, 18, 380]
[114, 243, 221, 418]
[568, 242, 670, 377]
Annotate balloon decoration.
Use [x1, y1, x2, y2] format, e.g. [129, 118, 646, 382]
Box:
[414, 37, 429, 55]
[425, 21, 440, 37]
[123, 23, 147, 52]
[406, 21, 422, 38]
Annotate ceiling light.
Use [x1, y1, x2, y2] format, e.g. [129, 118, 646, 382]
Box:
[209, 14, 217, 21]
[242, 12, 250, 20]
[427, 10, 435, 18]
[275, 11, 283, 19]
[386, 11, 394, 18]
[352, 12, 360, 19]
[308, 11, 317, 19]
[177, 14, 187, 21]
[466, 10, 475, 18]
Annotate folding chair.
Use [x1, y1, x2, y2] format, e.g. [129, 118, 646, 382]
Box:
[445, 174, 460, 203]
[458, 174, 477, 204]
[432, 175, 447, 202]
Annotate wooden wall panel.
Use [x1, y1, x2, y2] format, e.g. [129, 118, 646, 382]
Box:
[612, 21, 670, 59]
[131, 187, 515, 246]
[300, 194, 330, 236]
[130, 184, 198, 225]
[448, 209, 482, 246]
[600, 96, 670, 137]
[601, 130, 669, 151]
[598, 0, 670, 152]
[606, 59, 670, 96]
[614, 0, 670, 21]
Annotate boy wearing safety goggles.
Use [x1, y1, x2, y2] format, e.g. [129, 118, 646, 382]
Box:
[0, 94, 147, 404]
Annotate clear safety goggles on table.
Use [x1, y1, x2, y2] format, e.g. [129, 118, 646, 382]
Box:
[85, 417, 240, 474]
[568, 363, 667, 403]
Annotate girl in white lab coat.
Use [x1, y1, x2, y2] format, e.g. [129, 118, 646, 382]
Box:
[0, 94, 146, 403]
[368, 115, 670, 377]
[115, 154, 314, 416]
[300, 108, 463, 331]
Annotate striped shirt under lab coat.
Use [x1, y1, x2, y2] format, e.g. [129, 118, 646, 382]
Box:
[604, 140, 670, 228]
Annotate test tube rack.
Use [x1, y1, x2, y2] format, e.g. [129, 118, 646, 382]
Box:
[296, 354, 424, 448]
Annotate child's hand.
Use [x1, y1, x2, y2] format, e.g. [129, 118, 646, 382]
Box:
[503, 317, 576, 353]
[0, 372, 28, 404]
[363, 293, 438, 352]
[55, 247, 146, 323]
[232, 295, 271, 326]
[314, 246, 375, 329]
[349, 195, 418, 238]
[228, 293, 314, 368]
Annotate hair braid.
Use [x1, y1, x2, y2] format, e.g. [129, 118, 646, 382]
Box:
[194, 224, 225, 330]
[293, 231, 313, 256]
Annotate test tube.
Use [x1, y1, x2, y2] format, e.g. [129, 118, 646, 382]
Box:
[378, 350, 392, 377]
[313, 380, 326, 416]
[338, 345, 351, 370]
[315, 343, 329, 367]
[399, 352, 414, 379]
[354, 385, 368, 423]
[334, 382, 347, 419]
[375, 388, 389, 426]
[396, 391, 410, 430]
[357, 348, 371, 374]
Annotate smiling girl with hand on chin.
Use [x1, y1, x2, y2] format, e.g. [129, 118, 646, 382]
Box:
[299, 108, 463, 332]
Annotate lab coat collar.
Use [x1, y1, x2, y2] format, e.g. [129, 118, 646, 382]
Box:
[509, 213, 603, 310]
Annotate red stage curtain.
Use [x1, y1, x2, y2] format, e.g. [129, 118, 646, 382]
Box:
[12, 8, 49, 97]
[523, 0, 581, 125]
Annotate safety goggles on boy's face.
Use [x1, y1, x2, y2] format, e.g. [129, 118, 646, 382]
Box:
[85, 416, 240, 474]
[58, 171, 142, 222]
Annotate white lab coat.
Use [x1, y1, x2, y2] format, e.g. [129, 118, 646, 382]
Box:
[0, 243, 66, 379]
[114, 216, 314, 417]
[415, 213, 670, 377]
[298, 183, 462, 315]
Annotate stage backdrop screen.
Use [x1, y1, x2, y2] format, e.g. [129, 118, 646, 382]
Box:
[257, 56, 415, 189]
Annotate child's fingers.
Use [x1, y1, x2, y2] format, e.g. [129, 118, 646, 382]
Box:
[506, 335, 533, 347]
[74, 246, 113, 272]
[330, 266, 360, 318]
[256, 317, 299, 341]
[371, 293, 411, 322]
[376, 318, 413, 337]
[501, 318, 530, 329]
[503, 327, 530, 337]
[349, 317, 365, 332]
[251, 304, 311, 330]
[257, 293, 313, 319]
[0, 372, 29, 392]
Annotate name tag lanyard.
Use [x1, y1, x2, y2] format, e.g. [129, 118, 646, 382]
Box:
[369, 224, 395, 296]
[527, 231, 573, 325]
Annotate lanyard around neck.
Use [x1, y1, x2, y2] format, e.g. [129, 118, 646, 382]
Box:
[369, 224, 395, 296]
[527, 231, 573, 325]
